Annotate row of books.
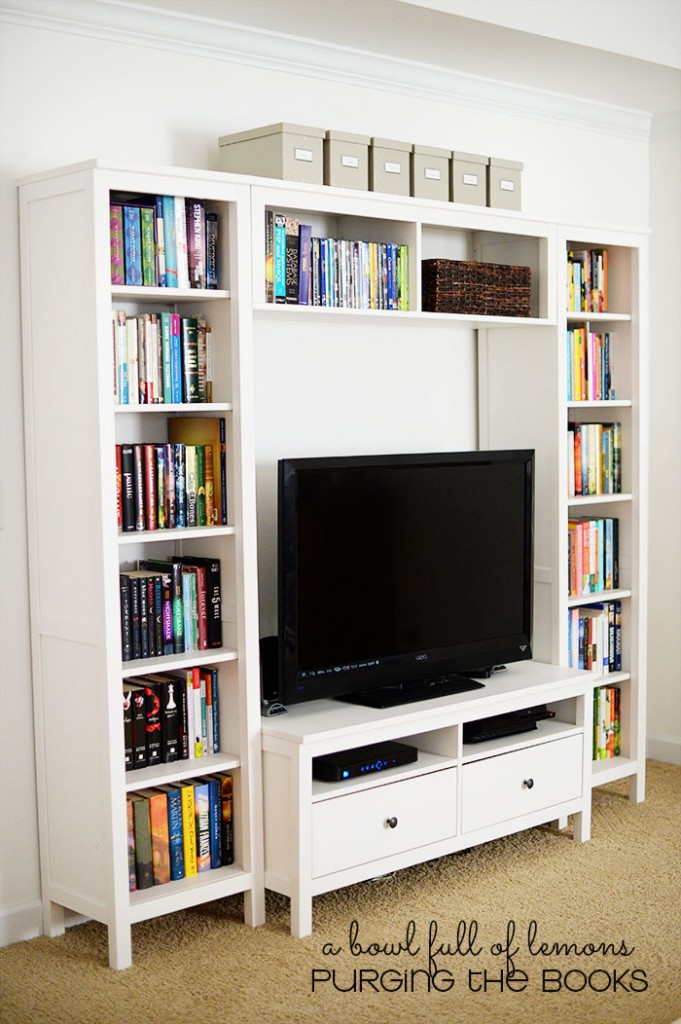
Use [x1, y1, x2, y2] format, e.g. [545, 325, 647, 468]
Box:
[110, 193, 218, 290]
[567, 247, 608, 313]
[567, 421, 622, 497]
[568, 517, 619, 597]
[567, 601, 622, 675]
[119, 554, 222, 662]
[113, 310, 214, 405]
[123, 666, 220, 772]
[114, 423, 225, 532]
[567, 327, 615, 401]
[266, 212, 409, 310]
[128, 773, 234, 890]
[593, 686, 621, 761]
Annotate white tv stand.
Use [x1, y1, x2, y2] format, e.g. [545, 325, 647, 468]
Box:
[261, 661, 591, 937]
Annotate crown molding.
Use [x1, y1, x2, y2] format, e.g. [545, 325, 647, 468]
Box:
[0, 0, 652, 141]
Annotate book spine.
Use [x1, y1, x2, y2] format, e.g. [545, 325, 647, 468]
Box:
[298, 224, 312, 305]
[147, 791, 171, 884]
[274, 213, 286, 303]
[174, 196, 189, 289]
[164, 786, 185, 880]
[186, 199, 207, 289]
[181, 317, 199, 402]
[154, 195, 167, 287]
[110, 204, 125, 285]
[127, 798, 137, 891]
[180, 783, 197, 877]
[162, 195, 178, 287]
[194, 782, 211, 872]
[131, 796, 153, 889]
[206, 211, 218, 289]
[140, 206, 157, 286]
[170, 313, 183, 404]
[160, 311, 173, 403]
[219, 774, 234, 865]
[123, 206, 143, 286]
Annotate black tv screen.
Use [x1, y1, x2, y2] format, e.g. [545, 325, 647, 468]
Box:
[275, 450, 534, 708]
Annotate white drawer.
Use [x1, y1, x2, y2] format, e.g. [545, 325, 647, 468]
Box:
[461, 734, 582, 834]
[312, 767, 456, 878]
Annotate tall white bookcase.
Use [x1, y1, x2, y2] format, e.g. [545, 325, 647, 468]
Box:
[20, 160, 648, 957]
[478, 225, 648, 801]
[19, 162, 265, 969]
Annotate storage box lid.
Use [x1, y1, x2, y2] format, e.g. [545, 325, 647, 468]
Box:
[371, 137, 412, 152]
[326, 129, 371, 145]
[452, 151, 489, 165]
[412, 143, 451, 159]
[489, 156, 523, 170]
[218, 122, 325, 146]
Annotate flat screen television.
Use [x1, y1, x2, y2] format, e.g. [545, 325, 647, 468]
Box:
[269, 449, 534, 709]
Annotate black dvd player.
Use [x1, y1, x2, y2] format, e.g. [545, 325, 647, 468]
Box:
[313, 740, 418, 782]
[463, 704, 555, 744]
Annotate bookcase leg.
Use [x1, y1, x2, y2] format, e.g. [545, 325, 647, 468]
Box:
[550, 815, 569, 830]
[572, 806, 591, 843]
[290, 893, 313, 939]
[108, 925, 132, 970]
[43, 901, 65, 938]
[629, 768, 645, 804]
[243, 886, 266, 928]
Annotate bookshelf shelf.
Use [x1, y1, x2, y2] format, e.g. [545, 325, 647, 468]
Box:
[112, 286, 230, 302]
[115, 403, 233, 414]
[117, 525, 236, 544]
[124, 752, 241, 791]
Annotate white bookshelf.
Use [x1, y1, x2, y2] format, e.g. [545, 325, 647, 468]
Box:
[478, 224, 648, 801]
[19, 161, 265, 969]
[20, 161, 648, 958]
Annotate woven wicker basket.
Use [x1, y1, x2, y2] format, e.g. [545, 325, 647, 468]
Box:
[422, 258, 531, 317]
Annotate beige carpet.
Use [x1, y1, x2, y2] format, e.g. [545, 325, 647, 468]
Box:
[1, 761, 679, 1024]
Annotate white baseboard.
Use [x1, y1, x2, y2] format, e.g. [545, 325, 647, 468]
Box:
[648, 735, 681, 765]
[0, 900, 42, 949]
[0, 903, 89, 950]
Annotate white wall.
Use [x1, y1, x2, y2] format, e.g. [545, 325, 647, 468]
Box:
[0, 3, 677, 946]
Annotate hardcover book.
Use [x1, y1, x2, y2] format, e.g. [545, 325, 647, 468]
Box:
[138, 789, 171, 885]
[123, 205, 143, 286]
[186, 199, 207, 289]
[110, 204, 125, 285]
[130, 794, 153, 889]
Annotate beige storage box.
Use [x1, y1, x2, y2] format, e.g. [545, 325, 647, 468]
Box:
[411, 144, 450, 202]
[369, 137, 412, 196]
[488, 157, 523, 211]
[324, 130, 371, 190]
[451, 152, 489, 206]
[218, 122, 325, 184]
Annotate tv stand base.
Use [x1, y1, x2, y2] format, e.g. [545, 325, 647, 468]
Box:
[261, 661, 592, 937]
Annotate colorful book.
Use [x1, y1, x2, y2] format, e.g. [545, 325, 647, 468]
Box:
[206, 211, 218, 289]
[178, 781, 197, 877]
[155, 784, 185, 880]
[110, 204, 125, 285]
[130, 794, 153, 889]
[186, 199, 207, 289]
[123, 205, 143, 286]
[138, 789, 171, 885]
[194, 780, 211, 872]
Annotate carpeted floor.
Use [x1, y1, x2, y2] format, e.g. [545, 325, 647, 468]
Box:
[1, 760, 679, 1024]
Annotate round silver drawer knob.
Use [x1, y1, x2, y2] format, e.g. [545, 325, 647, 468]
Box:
[522, 778, 535, 789]
[385, 816, 398, 829]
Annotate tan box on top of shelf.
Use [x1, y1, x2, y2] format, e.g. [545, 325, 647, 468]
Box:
[451, 152, 489, 206]
[218, 122, 325, 184]
[411, 144, 450, 202]
[488, 157, 523, 211]
[369, 137, 412, 196]
[324, 130, 371, 190]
